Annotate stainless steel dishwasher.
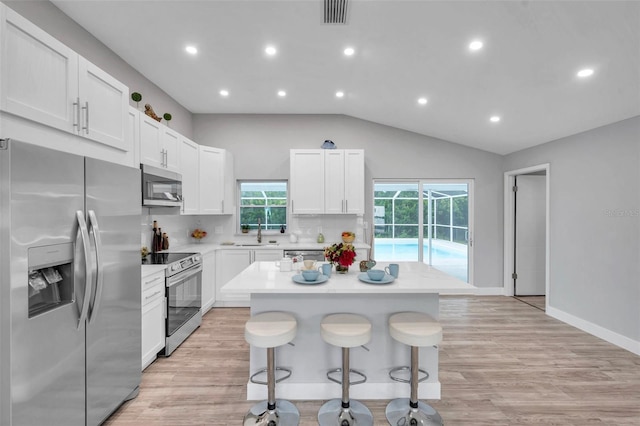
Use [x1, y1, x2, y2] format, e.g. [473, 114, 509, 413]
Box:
[283, 249, 326, 261]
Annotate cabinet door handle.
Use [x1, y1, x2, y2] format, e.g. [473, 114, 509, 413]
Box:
[84, 101, 89, 134]
[73, 98, 80, 132]
[145, 290, 163, 301]
[146, 276, 163, 285]
[221, 200, 224, 212]
[345, 199, 348, 212]
[160, 149, 166, 167]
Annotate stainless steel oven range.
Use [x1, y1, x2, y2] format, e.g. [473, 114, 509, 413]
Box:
[145, 252, 202, 356]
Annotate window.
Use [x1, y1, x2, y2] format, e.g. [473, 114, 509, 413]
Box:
[373, 180, 472, 283]
[238, 181, 288, 232]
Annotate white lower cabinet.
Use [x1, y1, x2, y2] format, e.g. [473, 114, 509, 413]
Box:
[201, 251, 216, 314]
[141, 270, 165, 370]
[253, 249, 284, 262]
[215, 249, 283, 307]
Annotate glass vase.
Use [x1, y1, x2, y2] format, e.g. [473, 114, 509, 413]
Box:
[335, 264, 349, 274]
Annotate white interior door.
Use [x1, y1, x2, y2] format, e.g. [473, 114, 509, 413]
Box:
[514, 175, 546, 295]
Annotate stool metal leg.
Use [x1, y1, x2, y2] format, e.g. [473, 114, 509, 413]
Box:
[318, 347, 373, 426]
[386, 346, 443, 426]
[244, 347, 300, 426]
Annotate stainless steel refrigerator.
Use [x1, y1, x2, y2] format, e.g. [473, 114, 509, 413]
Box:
[0, 139, 141, 425]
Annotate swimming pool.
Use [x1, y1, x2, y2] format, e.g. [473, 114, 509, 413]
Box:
[373, 239, 469, 282]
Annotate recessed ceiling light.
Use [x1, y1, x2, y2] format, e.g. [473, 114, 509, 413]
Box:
[417, 97, 428, 105]
[577, 68, 594, 78]
[219, 90, 229, 97]
[469, 40, 483, 51]
[277, 90, 286, 97]
[185, 45, 198, 55]
[336, 91, 344, 98]
[490, 116, 501, 123]
[265, 45, 277, 56]
[344, 47, 355, 56]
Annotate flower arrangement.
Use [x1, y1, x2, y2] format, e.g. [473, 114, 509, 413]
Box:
[324, 243, 357, 268]
[191, 228, 207, 240]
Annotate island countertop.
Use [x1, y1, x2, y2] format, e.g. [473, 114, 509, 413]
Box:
[221, 261, 475, 295]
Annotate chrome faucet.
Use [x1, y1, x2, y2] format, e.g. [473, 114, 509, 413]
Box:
[257, 218, 262, 243]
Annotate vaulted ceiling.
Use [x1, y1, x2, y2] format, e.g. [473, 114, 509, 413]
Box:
[52, 0, 640, 155]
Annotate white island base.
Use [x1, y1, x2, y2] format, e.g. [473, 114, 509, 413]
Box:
[221, 261, 474, 401]
[248, 292, 440, 401]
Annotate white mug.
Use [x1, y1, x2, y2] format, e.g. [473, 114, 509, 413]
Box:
[275, 257, 292, 272]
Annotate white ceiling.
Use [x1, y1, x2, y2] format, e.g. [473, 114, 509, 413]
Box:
[52, 0, 640, 155]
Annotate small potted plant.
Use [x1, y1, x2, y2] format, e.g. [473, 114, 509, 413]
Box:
[131, 92, 142, 109]
[163, 113, 172, 127]
[241, 224, 250, 233]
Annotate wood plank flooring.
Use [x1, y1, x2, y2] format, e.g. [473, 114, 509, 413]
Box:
[105, 296, 640, 425]
[513, 295, 546, 311]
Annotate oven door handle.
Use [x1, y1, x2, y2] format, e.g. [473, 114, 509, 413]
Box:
[166, 264, 203, 288]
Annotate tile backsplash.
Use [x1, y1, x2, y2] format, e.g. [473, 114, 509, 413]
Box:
[141, 208, 369, 250]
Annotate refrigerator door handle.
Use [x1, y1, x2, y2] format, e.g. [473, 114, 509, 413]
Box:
[87, 210, 104, 323]
[76, 210, 93, 329]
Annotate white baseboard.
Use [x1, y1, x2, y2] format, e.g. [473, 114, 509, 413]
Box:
[547, 306, 640, 356]
[471, 286, 505, 295]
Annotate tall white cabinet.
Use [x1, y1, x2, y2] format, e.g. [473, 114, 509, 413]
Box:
[199, 146, 235, 215]
[179, 137, 200, 214]
[290, 149, 364, 215]
[0, 5, 129, 151]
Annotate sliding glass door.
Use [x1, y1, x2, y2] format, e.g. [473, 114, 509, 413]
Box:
[373, 180, 472, 283]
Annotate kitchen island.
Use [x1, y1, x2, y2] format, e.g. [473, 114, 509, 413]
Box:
[222, 261, 474, 401]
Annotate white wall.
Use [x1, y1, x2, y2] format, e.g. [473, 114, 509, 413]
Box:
[3, 0, 194, 138]
[193, 113, 505, 288]
[505, 116, 640, 345]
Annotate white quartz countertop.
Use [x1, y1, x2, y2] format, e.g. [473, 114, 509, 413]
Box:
[221, 261, 475, 295]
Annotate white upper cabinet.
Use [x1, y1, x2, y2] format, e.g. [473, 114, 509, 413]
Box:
[341, 149, 365, 214]
[0, 6, 129, 151]
[179, 137, 200, 215]
[199, 146, 234, 215]
[290, 149, 364, 215]
[139, 114, 179, 173]
[324, 150, 346, 214]
[77, 58, 128, 150]
[290, 149, 325, 214]
[161, 127, 180, 171]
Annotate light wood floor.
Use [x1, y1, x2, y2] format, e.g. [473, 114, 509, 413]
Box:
[513, 295, 546, 311]
[105, 296, 640, 425]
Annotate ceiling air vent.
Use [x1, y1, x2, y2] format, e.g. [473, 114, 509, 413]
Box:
[324, 0, 348, 24]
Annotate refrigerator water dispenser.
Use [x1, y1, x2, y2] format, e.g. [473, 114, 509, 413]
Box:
[27, 243, 74, 318]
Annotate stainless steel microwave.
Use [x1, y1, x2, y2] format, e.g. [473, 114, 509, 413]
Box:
[141, 164, 183, 207]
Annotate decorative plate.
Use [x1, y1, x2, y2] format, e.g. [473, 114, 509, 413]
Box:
[357, 273, 395, 285]
[292, 274, 329, 285]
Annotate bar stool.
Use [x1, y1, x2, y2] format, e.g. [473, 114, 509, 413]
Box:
[386, 312, 444, 426]
[318, 313, 373, 426]
[243, 311, 299, 426]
